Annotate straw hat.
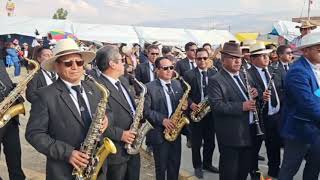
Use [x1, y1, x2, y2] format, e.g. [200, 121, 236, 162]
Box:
[240, 39, 257, 50]
[42, 39, 96, 72]
[220, 41, 243, 58]
[295, 20, 317, 30]
[249, 42, 273, 55]
[296, 32, 320, 50]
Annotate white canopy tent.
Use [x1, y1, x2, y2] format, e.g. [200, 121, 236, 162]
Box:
[0, 15, 236, 46]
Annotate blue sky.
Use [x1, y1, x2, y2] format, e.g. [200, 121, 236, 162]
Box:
[1, 0, 320, 31]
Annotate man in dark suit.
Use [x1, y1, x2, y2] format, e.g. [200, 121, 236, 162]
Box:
[26, 39, 109, 180]
[175, 42, 197, 77]
[144, 57, 185, 180]
[279, 32, 320, 180]
[0, 60, 25, 180]
[96, 46, 140, 180]
[26, 46, 57, 103]
[184, 48, 218, 178]
[248, 42, 281, 178]
[135, 45, 160, 84]
[208, 41, 259, 180]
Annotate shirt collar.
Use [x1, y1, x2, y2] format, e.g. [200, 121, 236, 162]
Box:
[61, 79, 81, 91]
[159, 78, 171, 87]
[305, 57, 320, 71]
[223, 68, 239, 77]
[280, 61, 289, 66]
[102, 73, 119, 85]
[188, 58, 195, 63]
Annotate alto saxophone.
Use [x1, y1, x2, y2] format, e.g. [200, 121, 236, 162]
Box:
[125, 77, 153, 155]
[0, 58, 39, 128]
[72, 74, 117, 180]
[190, 96, 211, 122]
[164, 77, 191, 142]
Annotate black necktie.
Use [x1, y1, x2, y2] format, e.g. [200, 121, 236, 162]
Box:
[165, 83, 176, 111]
[201, 71, 208, 96]
[190, 62, 195, 69]
[50, 72, 57, 82]
[284, 64, 288, 72]
[115, 81, 133, 110]
[233, 75, 248, 97]
[71, 85, 91, 129]
[262, 69, 278, 107]
[152, 64, 157, 79]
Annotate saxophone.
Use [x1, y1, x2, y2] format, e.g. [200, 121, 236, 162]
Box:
[190, 96, 211, 122]
[125, 77, 153, 155]
[0, 58, 39, 128]
[72, 74, 117, 180]
[164, 77, 191, 142]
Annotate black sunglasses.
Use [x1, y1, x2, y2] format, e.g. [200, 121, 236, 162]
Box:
[196, 57, 208, 61]
[160, 65, 174, 70]
[284, 51, 293, 55]
[151, 53, 159, 56]
[58, 60, 84, 67]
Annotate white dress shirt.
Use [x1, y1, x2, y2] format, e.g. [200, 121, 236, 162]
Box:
[41, 69, 57, 86]
[103, 74, 136, 115]
[149, 62, 155, 81]
[188, 59, 197, 70]
[61, 79, 92, 116]
[159, 78, 173, 117]
[224, 68, 254, 124]
[305, 58, 320, 86]
[198, 68, 208, 101]
[254, 66, 280, 115]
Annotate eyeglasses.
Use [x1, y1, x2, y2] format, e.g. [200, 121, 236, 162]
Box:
[196, 57, 208, 61]
[151, 53, 159, 56]
[160, 65, 174, 70]
[284, 51, 293, 55]
[58, 60, 84, 67]
[189, 49, 197, 52]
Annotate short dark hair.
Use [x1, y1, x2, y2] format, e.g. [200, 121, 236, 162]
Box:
[196, 48, 209, 57]
[36, 46, 52, 58]
[155, 56, 170, 69]
[96, 46, 120, 72]
[162, 46, 172, 55]
[202, 43, 211, 48]
[147, 44, 159, 53]
[276, 45, 290, 55]
[185, 42, 196, 51]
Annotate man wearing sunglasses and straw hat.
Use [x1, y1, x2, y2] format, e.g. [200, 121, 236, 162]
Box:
[279, 32, 320, 180]
[26, 39, 110, 180]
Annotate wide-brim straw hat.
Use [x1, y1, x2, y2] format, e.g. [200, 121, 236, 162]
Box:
[296, 32, 320, 50]
[295, 20, 317, 30]
[220, 41, 243, 58]
[240, 39, 257, 50]
[250, 42, 273, 55]
[42, 39, 96, 72]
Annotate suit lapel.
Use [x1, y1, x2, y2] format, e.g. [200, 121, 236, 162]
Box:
[82, 81, 97, 117]
[221, 70, 246, 101]
[101, 76, 132, 114]
[156, 79, 169, 113]
[120, 77, 136, 109]
[145, 63, 151, 82]
[56, 78, 84, 127]
[301, 57, 319, 89]
[251, 66, 265, 89]
[39, 71, 47, 86]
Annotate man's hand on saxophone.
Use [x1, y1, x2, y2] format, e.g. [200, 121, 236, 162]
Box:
[99, 115, 109, 133]
[263, 90, 271, 102]
[69, 150, 90, 171]
[121, 130, 137, 144]
[190, 102, 200, 111]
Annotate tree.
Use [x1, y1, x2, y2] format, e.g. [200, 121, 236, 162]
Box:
[52, 8, 68, 20]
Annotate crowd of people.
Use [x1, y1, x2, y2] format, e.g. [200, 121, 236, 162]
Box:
[0, 20, 319, 180]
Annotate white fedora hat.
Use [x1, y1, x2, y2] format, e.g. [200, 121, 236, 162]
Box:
[42, 39, 96, 72]
[241, 39, 256, 50]
[250, 41, 273, 55]
[296, 32, 320, 50]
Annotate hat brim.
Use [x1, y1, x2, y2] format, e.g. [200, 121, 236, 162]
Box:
[296, 42, 320, 50]
[42, 51, 96, 72]
[220, 51, 244, 58]
[295, 25, 317, 30]
[250, 49, 273, 55]
[240, 46, 250, 50]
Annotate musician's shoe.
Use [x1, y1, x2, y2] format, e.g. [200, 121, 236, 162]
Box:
[203, 165, 219, 173]
[194, 168, 203, 179]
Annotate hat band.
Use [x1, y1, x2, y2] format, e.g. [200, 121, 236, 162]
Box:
[250, 48, 267, 54]
[55, 49, 81, 56]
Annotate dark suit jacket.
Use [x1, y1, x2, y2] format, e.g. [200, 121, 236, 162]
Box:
[281, 56, 320, 144]
[271, 61, 290, 103]
[26, 70, 47, 103]
[144, 79, 184, 145]
[25, 78, 107, 180]
[135, 62, 152, 84]
[99, 75, 136, 165]
[208, 69, 255, 147]
[175, 58, 193, 77]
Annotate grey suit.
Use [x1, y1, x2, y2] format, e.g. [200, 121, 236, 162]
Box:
[99, 75, 140, 180]
[26, 78, 107, 180]
[175, 58, 193, 77]
[208, 69, 255, 180]
[135, 62, 152, 84]
[26, 70, 47, 103]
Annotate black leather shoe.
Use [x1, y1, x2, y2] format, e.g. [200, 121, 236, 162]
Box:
[194, 168, 203, 179]
[203, 165, 219, 173]
[258, 155, 265, 161]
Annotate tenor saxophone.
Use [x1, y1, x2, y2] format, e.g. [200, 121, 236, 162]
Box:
[125, 77, 153, 155]
[164, 77, 191, 142]
[0, 58, 39, 128]
[72, 74, 116, 180]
